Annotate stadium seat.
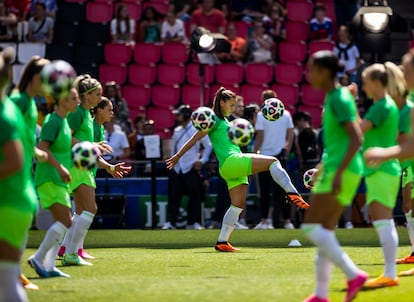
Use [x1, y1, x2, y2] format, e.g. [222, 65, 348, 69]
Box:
[104, 43, 132, 65]
[99, 64, 127, 85]
[216, 64, 244, 85]
[114, 2, 142, 20]
[152, 85, 180, 108]
[133, 43, 161, 64]
[123, 85, 151, 108]
[297, 105, 323, 128]
[56, 2, 86, 24]
[147, 106, 176, 130]
[308, 41, 335, 56]
[285, 21, 309, 42]
[86, 2, 113, 23]
[17, 43, 46, 64]
[12, 64, 24, 85]
[241, 85, 268, 105]
[182, 85, 211, 108]
[235, 21, 249, 38]
[286, 0, 313, 22]
[128, 64, 156, 85]
[161, 43, 188, 64]
[186, 63, 215, 85]
[143, 1, 169, 15]
[53, 23, 79, 45]
[301, 84, 325, 106]
[78, 23, 109, 46]
[275, 63, 303, 85]
[245, 63, 273, 85]
[73, 64, 99, 79]
[46, 44, 74, 62]
[279, 41, 307, 64]
[64, 0, 86, 3]
[73, 45, 104, 65]
[157, 64, 185, 85]
[271, 84, 300, 107]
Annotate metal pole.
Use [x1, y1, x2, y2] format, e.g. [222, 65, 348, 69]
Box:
[151, 159, 157, 229]
[199, 63, 205, 107]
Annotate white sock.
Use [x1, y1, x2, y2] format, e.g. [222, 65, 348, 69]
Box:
[269, 161, 298, 193]
[66, 211, 95, 255]
[405, 212, 414, 253]
[302, 223, 359, 280]
[373, 219, 398, 279]
[0, 262, 28, 302]
[44, 242, 60, 271]
[217, 206, 243, 242]
[315, 250, 333, 299]
[34, 221, 67, 265]
[61, 213, 78, 248]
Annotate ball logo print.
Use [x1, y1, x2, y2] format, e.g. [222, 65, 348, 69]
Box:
[72, 142, 100, 170]
[191, 106, 216, 132]
[40, 60, 77, 101]
[303, 168, 318, 189]
[228, 118, 255, 147]
[261, 98, 285, 121]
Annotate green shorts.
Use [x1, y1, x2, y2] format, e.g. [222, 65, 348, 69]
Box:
[37, 182, 71, 210]
[220, 153, 253, 189]
[312, 169, 362, 206]
[402, 165, 413, 188]
[69, 166, 96, 193]
[0, 207, 33, 249]
[366, 171, 400, 209]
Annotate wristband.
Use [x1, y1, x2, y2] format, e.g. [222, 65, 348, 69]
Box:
[109, 165, 115, 172]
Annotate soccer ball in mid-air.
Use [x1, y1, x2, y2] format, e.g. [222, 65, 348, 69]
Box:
[40, 60, 76, 101]
[228, 118, 255, 147]
[191, 106, 216, 132]
[261, 98, 285, 121]
[303, 168, 318, 189]
[72, 142, 100, 170]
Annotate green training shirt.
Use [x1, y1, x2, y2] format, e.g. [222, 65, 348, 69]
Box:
[35, 113, 72, 188]
[67, 105, 94, 142]
[93, 119, 104, 143]
[363, 95, 401, 176]
[208, 117, 241, 168]
[399, 100, 414, 170]
[322, 86, 363, 174]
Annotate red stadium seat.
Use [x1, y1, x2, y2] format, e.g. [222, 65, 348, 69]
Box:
[128, 64, 156, 85]
[297, 105, 323, 128]
[241, 85, 268, 105]
[152, 85, 180, 108]
[301, 84, 325, 106]
[235, 21, 249, 38]
[186, 63, 215, 85]
[134, 43, 161, 64]
[143, 1, 169, 15]
[279, 41, 307, 64]
[216, 64, 244, 85]
[147, 106, 176, 130]
[86, 2, 113, 23]
[275, 63, 303, 85]
[308, 41, 335, 56]
[104, 43, 132, 65]
[271, 84, 300, 107]
[114, 2, 142, 20]
[285, 21, 309, 42]
[286, 0, 313, 22]
[99, 64, 127, 85]
[123, 85, 151, 108]
[245, 63, 273, 85]
[182, 85, 211, 108]
[157, 64, 185, 85]
[161, 43, 188, 64]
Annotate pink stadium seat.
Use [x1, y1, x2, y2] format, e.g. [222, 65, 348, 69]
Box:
[157, 64, 185, 85]
[275, 63, 303, 85]
[147, 106, 176, 130]
[271, 84, 300, 107]
[308, 41, 335, 56]
[279, 41, 307, 64]
[286, 0, 313, 22]
[128, 64, 156, 85]
[86, 2, 113, 23]
[241, 85, 268, 105]
[99, 64, 127, 85]
[182, 85, 211, 108]
[114, 2, 142, 20]
[235, 21, 249, 38]
[285, 21, 309, 42]
[216, 64, 244, 85]
[134, 43, 161, 64]
[152, 85, 180, 108]
[301, 84, 325, 106]
[245, 63, 273, 85]
[161, 43, 188, 64]
[186, 63, 215, 85]
[143, 1, 169, 15]
[104, 43, 132, 65]
[123, 85, 151, 108]
[297, 105, 323, 128]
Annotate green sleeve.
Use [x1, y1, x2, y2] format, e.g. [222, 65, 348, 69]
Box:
[399, 107, 411, 134]
[67, 108, 83, 133]
[0, 119, 18, 146]
[330, 91, 356, 123]
[365, 102, 388, 127]
[40, 116, 61, 143]
[9, 94, 28, 115]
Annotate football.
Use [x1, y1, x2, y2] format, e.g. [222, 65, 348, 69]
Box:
[72, 141, 100, 170]
[261, 98, 285, 121]
[303, 168, 318, 189]
[228, 118, 255, 147]
[40, 60, 77, 101]
[191, 106, 216, 132]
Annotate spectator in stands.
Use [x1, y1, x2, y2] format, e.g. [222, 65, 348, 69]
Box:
[216, 22, 245, 62]
[334, 0, 359, 26]
[27, 2, 53, 44]
[29, 0, 58, 19]
[139, 6, 161, 43]
[309, 3, 333, 41]
[245, 19, 273, 63]
[111, 4, 136, 46]
[264, 1, 286, 42]
[161, 9, 187, 43]
[229, 0, 264, 23]
[104, 117, 131, 161]
[170, 0, 195, 22]
[104, 81, 131, 134]
[334, 25, 361, 83]
[190, 0, 226, 34]
[128, 115, 146, 160]
[0, 0, 17, 42]
[5, 0, 30, 21]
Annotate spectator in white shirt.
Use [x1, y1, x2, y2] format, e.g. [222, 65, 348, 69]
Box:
[161, 9, 187, 43]
[27, 2, 53, 43]
[104, 118, 130, 161]
[111, 4, 135, 46]
[162, 105, 212, 230]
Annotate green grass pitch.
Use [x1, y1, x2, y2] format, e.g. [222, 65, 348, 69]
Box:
[23, 228, 414, 302]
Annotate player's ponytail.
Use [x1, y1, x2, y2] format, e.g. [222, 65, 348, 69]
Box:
[384, 61, 408, 99]
[0, 47, 14, 90]
[17, 55, 49, 93]
[74, 74, 101, 99]
[212, 87, 236, 119]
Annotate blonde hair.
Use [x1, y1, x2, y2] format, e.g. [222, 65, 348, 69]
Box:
[73, 74, 101, 99]
[363, 62, 407, 97]
[0, 47, 14, 90]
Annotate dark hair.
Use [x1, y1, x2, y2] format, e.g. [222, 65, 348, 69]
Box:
[142, 6, 158, 21]
[261, 89, 277, 102]
[0, 47, 13, 90]
[104, 81, 121, 100]
[116, 4, 130, 35]
[134, 114, 146, 125]
[91, 96, 111, 116]
[73, 74, 101, 99]
[293, 111, 312, 123]
[310, 50, 344, 79]
[17, 56, 48, 92]
[212, 87, 236, 119]
[35, 2, 46, 10]
[314, 3, 326, 13]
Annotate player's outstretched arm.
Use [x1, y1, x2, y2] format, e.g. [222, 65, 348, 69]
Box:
[97, 157, 131, 178]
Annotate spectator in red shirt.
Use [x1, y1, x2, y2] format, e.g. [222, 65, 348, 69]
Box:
[5, 0, 30, 21]
[190, 0, 225, 34]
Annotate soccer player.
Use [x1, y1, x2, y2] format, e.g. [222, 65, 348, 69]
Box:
[0, 47, 35, 302]
[166, 87, 309, 252]
[359, 62, 402, 289]
[301, 51, 367, 302]
[28, 88, 80, 278]
[92, 97, 113, 146]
